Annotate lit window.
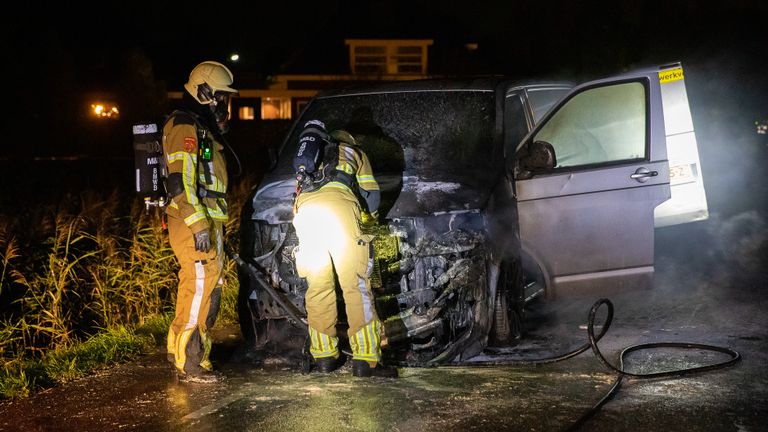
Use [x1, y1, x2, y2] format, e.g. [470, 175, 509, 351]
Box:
[239, 106, 255, 120]
[261, 97, 292, 120]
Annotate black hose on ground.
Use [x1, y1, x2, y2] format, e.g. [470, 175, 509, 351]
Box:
[567, 298, 740, 431]
[451, 298, 741, 431]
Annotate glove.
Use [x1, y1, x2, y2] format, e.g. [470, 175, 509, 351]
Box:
[293, 120, 329, 174]
[194, 229, 211, 253]
[361, 210, 379, 226]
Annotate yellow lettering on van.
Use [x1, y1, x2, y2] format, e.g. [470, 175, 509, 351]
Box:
[659, 68, 684, 84]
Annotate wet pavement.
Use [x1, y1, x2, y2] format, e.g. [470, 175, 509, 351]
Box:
[0, 220, 766, 432]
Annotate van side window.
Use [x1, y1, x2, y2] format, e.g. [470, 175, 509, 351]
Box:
[533, 82, 647, 168]
[504, 93, 528, 157]
[526, 88, 570, 124]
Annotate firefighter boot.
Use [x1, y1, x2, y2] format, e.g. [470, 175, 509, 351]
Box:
[314, 356, 342, 373]
[352, 360, 398, 378]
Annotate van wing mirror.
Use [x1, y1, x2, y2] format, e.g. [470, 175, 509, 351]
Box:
[516, 140, 557, 180]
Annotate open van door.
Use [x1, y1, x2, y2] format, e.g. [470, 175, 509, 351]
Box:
[513, 63, 707, 298]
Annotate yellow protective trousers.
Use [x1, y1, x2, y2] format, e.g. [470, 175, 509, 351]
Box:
[166, 216, 224, 374]
[293, 186, 382, 362]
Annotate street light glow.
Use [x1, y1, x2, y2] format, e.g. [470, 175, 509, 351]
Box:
[91, 102, 120, 119]
[230, 53, 240, 62]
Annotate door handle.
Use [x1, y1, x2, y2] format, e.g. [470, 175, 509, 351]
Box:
[630, 167, 658, 183]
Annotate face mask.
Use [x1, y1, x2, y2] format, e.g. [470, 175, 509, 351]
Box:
[210, 91, 232, 134]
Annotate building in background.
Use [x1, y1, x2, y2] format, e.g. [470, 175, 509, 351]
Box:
[169, 39, 434, 123]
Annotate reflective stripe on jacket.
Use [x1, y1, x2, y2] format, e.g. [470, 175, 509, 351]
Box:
[163, 115, 228, 233]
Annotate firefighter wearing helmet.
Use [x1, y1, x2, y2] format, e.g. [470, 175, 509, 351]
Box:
[292, 120, 398, 378]
[163, 61, 236, 380]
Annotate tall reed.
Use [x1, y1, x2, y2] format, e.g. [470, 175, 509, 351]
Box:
[0, 175, 255, 398]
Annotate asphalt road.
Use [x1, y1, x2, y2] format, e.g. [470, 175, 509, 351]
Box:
[0, 218, 766, 432]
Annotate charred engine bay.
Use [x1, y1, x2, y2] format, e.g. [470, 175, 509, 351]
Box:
[247, 212, 492, 366]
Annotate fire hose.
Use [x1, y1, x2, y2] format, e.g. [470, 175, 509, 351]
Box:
[458, 298, 741, 431]
[572, 298, 740, 430]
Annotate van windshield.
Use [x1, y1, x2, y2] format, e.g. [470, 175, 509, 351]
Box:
[275, 90, 500, 190]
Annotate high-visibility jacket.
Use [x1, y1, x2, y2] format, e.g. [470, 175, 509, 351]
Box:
[162, 112, 228, 233]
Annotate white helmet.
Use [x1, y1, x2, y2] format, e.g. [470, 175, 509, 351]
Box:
[184, 61, 237, 105]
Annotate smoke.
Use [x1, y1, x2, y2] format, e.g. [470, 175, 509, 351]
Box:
[654, 209, 768, 302]
[653, 51, 768, 293]
[681, 52, 768, 215]
[706, 211, 768, 275]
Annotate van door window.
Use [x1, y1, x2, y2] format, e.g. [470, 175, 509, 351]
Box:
[533, 82, 647, 168]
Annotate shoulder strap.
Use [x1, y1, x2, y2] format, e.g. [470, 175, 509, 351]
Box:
[321, 139, 339, 169]
[164, 109, 196, 128]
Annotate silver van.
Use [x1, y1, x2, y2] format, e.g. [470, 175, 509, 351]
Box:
[238, 63, 708, 365]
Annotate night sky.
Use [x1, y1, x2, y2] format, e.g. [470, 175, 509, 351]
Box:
[4, 0, 767, 158]
[10, 1, 767, 86]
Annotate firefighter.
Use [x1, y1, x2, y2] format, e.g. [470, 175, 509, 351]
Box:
[163, 61, 236, 380]
[292, 120, 397, 378]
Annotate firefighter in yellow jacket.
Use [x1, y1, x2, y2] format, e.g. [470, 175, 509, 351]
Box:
[163, 61, 235, 379]
[292, 120, 397, 378]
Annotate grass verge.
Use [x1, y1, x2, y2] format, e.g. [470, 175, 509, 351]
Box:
[0, 314, 171, 400]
